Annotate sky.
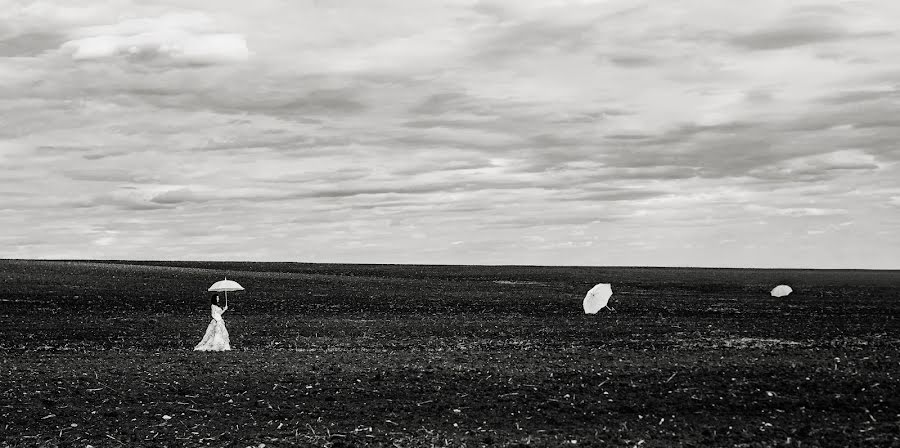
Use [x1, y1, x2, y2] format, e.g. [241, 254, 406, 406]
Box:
[1, 0, 899, 268]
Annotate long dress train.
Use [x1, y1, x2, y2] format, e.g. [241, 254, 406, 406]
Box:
[194, 304, 231, 351]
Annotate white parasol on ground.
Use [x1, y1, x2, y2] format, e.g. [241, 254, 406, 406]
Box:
[770, 284, 792, 297]
[208, 277, 244, 307]
[583, 283, 613, 314]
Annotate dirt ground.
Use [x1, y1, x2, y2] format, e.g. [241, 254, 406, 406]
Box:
[1, 260, 898, 447]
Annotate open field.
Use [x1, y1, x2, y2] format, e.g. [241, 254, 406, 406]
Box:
[1, 259, 898, 447]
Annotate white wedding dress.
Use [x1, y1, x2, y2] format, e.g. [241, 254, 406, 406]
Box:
[194, 304, 231, 351]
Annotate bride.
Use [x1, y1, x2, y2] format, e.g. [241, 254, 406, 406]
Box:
[194, 294, 230, 351]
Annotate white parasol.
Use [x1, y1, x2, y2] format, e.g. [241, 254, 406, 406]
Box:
[208, 277, 244, 307]
[770, 284, 792, 297]
[583, 283, 613, 314]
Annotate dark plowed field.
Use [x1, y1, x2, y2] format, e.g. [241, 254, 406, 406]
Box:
[1, 260, 898, 447]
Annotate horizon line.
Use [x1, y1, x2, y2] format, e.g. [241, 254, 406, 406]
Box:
[3, 258, 898, 272]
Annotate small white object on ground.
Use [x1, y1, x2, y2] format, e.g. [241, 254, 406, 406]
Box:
[583, 283, 613, 314]
[770, 285, 792, 297]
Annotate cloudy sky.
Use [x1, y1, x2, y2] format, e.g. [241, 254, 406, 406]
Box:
[2, 0, 899, 268]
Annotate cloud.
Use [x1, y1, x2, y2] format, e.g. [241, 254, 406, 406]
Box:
[486, 214, 622, 230]
[33, 145, 130, 161]
[471, 19, 596, 63]
[62, 168, 151, 183]
[409, 92, 519, 117]
[2, 0, 899, 268]
[731, 25, 857, 50]
[604, 54, 659, 68]
[745, 204, 848, 217]
[0, 31, 64, 56]
[61, 32, 248, 65]
[202, 86, 369, 117]
[298, 174, 556, 200]
[564, 189, 670, 203]
[785, 150, 880, 172]
[607, 166, 701, 181]
[50, 12, 249, 66]
[820, 87, 900, 105]
[728, 4, 894, 50]
[150, 188, 208, 205]
[73, 189, 176, 211]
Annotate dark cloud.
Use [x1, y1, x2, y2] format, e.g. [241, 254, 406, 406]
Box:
[609, 166, 701, 181]
[261, 89, 368, 115]
[600, 121, 760, 148]
[803, 162, 878, 173]
[35, 145, 92, 154]
[748, 168, 844, 184]
[395, 117, 771, 180]
[549, 110, 627, 124]
[390, 159, 491, 177]
[730, 25, 850, 50]
[305, 185, 450, 199]
[471, 19, 596, 63]
[603, 54, 659, 68]
[528, 133, 587, 148]
[83, 151, 129, 160]
[410, 92, 499, 116]
[349, 201, 490, 215]
[780, 96, 900, 134]
[486, 214, 622, 229]
[72, 194, 174, 211]
[729, 7, 892, 51]
[404, 91, 891, 187]
[727, 2, 892, 51]
[135, 85, 369, 118]
[62, 168, 151, 183]
[23, 65, 373, 123]
[470, 1, 514, 21]
[259, 169, 370, 185]
[301, 176, 548, 200]
[820, 89, 900, 105]
[403, 117, 503, 131]
[150, 188, 207, 205]
[0, 32, 64, 57]
[589, 116, 888, 182]
[403, 101, 559, 140]
[562, 189, 669, 202]
[604, 133, 654, 141]
[380, 133, 518, 153]
[197, 134, 358, 153]
[394, 110, 596, 165]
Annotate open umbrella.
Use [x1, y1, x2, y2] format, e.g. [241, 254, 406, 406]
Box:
[770, 284, 792, 297]
[583, 283, 613, 314]
[208, 277, 244, 308]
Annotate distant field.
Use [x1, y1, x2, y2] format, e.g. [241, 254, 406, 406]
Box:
[1, 259, 898, 447]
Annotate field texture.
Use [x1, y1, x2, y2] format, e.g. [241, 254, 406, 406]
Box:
[1, 260, 898, 447]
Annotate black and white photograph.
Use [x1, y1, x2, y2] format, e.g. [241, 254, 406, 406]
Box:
[1, 0, 899, 446]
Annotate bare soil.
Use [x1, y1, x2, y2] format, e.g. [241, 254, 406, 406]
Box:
[1, 260, 898, 447]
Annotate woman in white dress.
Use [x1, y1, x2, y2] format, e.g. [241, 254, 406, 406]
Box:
[194, 294, 231, 351]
